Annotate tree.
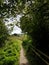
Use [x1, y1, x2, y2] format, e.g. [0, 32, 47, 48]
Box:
[0, 0, 23, 47]
[0, 18, 8, 47]
[20, 0, 49, 53]
[0, 0, 27, 18]
[0, 0, 33, 47]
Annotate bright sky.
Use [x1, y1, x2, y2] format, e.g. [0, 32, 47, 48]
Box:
[11, 25, 22, 34]
[5, 15, 22, 34]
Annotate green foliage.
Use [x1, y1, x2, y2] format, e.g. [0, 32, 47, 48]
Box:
[22, 35, 32, 50]
[0, 0, 27, 18]
[22, 36, 39, 65]
[20, 16, 33, 34]
[20, 1, 49, 52]
[0, 19, 8, 47]
[0, 36, 21, 65]
[22, 34, 49, 65]
[20, 2, 49, 65]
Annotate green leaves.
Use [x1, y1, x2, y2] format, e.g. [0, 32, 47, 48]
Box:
[0, 19, 8, 47]
[20, 0, 49, 53]
[0, 36, 21, 65]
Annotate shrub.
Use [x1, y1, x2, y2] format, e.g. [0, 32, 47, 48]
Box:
[0, 37, 21, 65]
[22, 35, 44, 65]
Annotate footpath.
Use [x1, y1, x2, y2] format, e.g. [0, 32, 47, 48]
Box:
[20, 45, 29, 65]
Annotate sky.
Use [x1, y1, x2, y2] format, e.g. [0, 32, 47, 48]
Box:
[5, 15, 22, 34]
[11, 25, 22, 34]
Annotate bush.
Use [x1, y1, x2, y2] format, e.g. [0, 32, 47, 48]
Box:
[0, 37, 21, 65]
[22, 35, 44, 65]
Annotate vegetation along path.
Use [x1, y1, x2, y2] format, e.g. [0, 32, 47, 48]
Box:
[20, 45, 29, 65]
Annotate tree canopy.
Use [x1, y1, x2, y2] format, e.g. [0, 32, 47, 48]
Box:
[20, 0, 49, 51]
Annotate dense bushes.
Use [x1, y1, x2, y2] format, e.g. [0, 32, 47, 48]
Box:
[22, 36, 37, 65]
[0, 36, 21, 65]
[22, 35, 33, 64]
[22, 35, 45, 65]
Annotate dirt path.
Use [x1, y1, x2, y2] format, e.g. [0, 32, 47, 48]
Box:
[20, 45, 29, 65]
